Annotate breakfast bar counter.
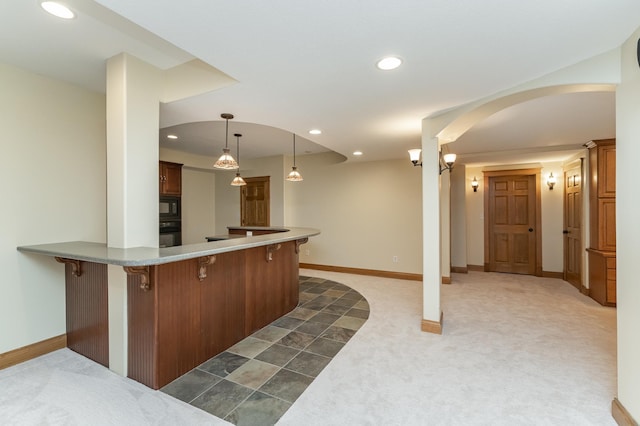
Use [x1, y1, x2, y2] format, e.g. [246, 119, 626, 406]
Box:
[18, 227, 319, 389]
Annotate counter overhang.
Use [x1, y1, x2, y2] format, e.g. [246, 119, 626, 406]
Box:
[17, 227, 319, 267]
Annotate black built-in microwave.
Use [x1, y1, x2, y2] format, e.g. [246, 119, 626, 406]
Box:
[159, 196, 181, 220]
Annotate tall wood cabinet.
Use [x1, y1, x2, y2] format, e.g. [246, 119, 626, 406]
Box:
[586, 139, 616, 306]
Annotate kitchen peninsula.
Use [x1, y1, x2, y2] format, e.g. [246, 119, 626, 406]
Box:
[17, 227, 318, 389]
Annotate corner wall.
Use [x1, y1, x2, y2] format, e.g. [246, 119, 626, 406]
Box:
[0, 63, 106, 353]
[615, 26, 640, 423]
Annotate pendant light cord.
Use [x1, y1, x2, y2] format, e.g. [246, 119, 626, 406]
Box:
[225, 118, 229, 149]
[236, 134, 241, 169]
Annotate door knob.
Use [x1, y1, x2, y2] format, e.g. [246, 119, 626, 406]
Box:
[528, 228, 533, 232]
[563, 230, 569, 234]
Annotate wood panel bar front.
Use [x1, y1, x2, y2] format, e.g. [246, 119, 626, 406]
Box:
[60, 260, 109, 368]
[127, 240, 300, 389]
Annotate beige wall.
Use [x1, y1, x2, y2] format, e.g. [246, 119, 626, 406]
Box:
[181, 167, 216, 244]
[615, 25, 640, 422]
[285, 153, 423, 274]
[0, 63, 106, 353]
[450, 165, 467, 269]
[464, 166, 485, 266]
[540, 162, 564, 272]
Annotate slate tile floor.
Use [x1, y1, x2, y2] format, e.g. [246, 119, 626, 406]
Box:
[161, 276, 370, 425]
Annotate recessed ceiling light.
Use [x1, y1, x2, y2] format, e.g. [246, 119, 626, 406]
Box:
[167, 134, 178, 139]
[40, 1, 75, 19]
[376, 56, 402, 71]
[309, 129, 322, 135]
[353, 151, 363, 156]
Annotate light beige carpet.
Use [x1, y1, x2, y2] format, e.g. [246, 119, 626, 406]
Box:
[0, 270, 616, 425]
[280, 270, 617, 426]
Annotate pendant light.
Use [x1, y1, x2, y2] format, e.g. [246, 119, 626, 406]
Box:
[286, 133, 303, 182]
[213, 113, 239, 170]
[230, 133, 247, 186]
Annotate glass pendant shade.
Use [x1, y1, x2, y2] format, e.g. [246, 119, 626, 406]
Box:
[408, 149, 421, 164]
[214, 148, 239, 170]
[286, 166, 303, 182]
[230, 133, 246, 186]
[213, 113, 239, 170]
[442, 153, 457, 165]
[231, 172, 246, 186]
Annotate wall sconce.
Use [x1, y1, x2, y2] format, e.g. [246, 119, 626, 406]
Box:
[547, 172, 556, 190]
[408, 149, 456, 174]
[471, 176, 479, 192]
[408, 149, 422, 166]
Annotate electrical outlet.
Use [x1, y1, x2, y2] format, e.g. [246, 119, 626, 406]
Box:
[392, 256, 399, 263]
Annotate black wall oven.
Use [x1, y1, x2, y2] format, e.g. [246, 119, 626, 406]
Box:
[159, 220, 181, 248]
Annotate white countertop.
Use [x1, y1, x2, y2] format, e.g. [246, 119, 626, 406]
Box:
[17, 227, 319, 267]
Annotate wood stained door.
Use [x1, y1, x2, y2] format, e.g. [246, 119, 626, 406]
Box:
[563, 161, 583, 289]
[484, 170, 541, 275]
[241, 176, 270, 226]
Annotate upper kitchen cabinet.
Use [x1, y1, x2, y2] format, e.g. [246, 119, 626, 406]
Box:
[159, 161, 183, 196]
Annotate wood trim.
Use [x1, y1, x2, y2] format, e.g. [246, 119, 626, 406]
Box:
[467, 264, 484, 272]
[482, 168, 542, 177]
[564, 158, 583, 170]
[0, 334, 67, 370]
[442, 276, 452, 284]
[535, 169, 543, 276]
[300, 263, 422, 281]
[580, 285, 589, 296]
[451, 266, 468, 274]
[421, 312, 443, 335]
[124, 266, 150, 291]
[55, 257, 82, 277]
[612, 398, 638, 426]
[266, 243, 282, 262]
[542, 271, 564, 279]
[197, 255, 216, 281]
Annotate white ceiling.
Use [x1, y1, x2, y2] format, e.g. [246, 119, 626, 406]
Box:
[2, 0, 637, 165]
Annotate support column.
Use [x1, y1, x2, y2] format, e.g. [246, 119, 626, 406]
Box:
[106, 53, 161, 374]
[420, 119, 442, 334]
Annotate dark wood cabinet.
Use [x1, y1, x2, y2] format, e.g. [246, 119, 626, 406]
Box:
[586, 139, 616, 306]
[159, 161, 182, 196]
